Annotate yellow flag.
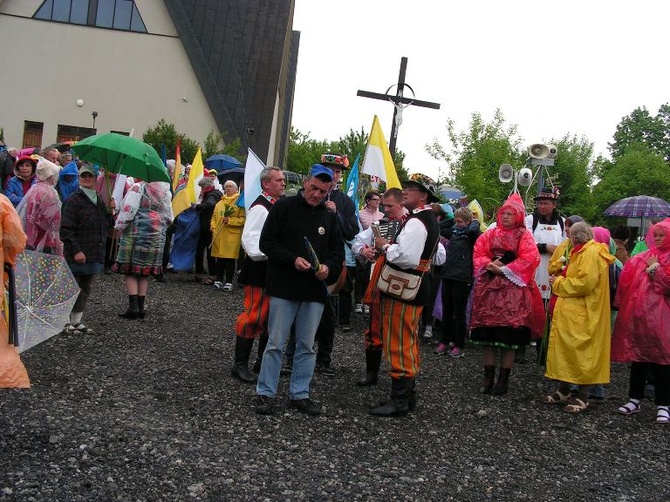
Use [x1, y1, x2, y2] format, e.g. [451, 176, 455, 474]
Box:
[361, 115, 401, 189]
[172, 148, 205, 217]
[171, 139, 181, 192]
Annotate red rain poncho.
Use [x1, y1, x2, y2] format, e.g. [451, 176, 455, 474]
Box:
[611, 218, 670, 364]
[469, 193, 545, 338]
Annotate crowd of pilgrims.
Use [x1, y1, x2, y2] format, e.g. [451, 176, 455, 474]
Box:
[0, 143, 668, 426]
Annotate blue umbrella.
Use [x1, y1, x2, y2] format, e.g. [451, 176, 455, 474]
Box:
[205, 154, 243, 173]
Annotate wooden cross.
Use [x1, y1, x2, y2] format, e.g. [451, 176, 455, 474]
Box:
[357, 57, 441, 156]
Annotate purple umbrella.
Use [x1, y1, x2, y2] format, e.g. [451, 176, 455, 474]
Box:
[603, 195, 670, 218]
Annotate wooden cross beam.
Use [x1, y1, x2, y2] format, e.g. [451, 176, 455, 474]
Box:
[357, 57, 441, 156]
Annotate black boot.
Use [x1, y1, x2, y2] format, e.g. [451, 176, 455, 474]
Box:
[491, 367, 511, 395]
[407, 379, 417, 412]
[480, 365, 495, 394]
[370, 378, 412, 417]
[137, 296, 146, 319]
[357, 349, 382, 387]
[118, 295, 140, 319]
[231, 337, 256, 383]
[253, 332, 268, 373]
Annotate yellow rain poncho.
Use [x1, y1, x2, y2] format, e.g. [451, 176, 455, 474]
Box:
[545, 240, 614, 385]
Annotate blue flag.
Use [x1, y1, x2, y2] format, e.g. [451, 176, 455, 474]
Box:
[160, 143, 167, 167]
[344, 153, 361, 215]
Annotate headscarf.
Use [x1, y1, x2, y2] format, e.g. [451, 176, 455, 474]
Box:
[495, 192, 526, 229]
[58, 160, 80, 201]
[591, 226, 611, 246]
[646, 218, 670, 263]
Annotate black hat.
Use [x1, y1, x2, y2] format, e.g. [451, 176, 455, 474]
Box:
[402, 180, 440, 203]
[533, 186, 560, 201]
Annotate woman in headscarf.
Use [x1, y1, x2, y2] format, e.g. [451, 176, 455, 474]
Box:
[469, 193, 545, 395]
[19, 158, 63, 255]
[543, 222, 614, 413]
[210, 180, 245, 291]
[5, 156, 38, 206]
[612, 218, 670, 425]
[113, 180, 173, 319]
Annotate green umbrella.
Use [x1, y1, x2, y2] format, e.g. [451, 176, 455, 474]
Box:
[71, 133, 170, 183]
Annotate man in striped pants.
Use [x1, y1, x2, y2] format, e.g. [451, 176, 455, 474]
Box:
[369, 181, 441, 417]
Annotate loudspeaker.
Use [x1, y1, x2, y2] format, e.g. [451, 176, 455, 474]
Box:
[517, 168, 533, 186]
[498, 164, 513, 183]
[546, 144, 558, 159]
[528, 144, 550, 159]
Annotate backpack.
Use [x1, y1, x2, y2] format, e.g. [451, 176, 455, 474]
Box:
[608, 262, 621, 309]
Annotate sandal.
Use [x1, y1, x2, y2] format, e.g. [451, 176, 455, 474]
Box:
[542, 389, 570, 404]
[563, 398, 589, 413]
[62, 323, 75, 334]
[618, 399, 642, 415]
[656, 406, 669, 424]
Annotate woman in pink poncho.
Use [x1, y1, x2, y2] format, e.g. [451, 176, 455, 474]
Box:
[469, 193, 545, 395]
[612, 218, 670, 425]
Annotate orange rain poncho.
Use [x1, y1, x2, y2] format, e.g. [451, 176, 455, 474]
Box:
[0, 194, 30, 388]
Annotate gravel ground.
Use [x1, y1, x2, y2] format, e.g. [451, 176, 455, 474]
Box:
[1, 271, 668, 502]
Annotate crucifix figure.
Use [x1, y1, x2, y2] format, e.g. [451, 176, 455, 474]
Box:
[357, 57, 441, 156]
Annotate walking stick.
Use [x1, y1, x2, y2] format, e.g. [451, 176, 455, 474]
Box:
[5, 264, 19, 347]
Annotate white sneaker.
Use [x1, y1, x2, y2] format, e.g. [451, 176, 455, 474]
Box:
[223, 283, 233, 292]
[214, 281, 224, 289]
[363, 305, 370, 315]
[423, 327, 433, 339]
[354, 303, 363, 314]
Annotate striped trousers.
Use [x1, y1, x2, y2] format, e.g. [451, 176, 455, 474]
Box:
[363, 301, 382, 351]
[235, 285, 269, 340]
[379, 295, 423, 379]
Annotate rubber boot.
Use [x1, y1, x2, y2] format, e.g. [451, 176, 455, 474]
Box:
[491, 367, 511, 396]
[252, 332, 268, 373]
[480, 365, 495, 394]
[357, 349, 382, 387]
[137, 296, 146, 319]
[370, 378, 412, 417]
[407, 378, 417, 412]
[118, 295, 140, 319]
[231, 337, 256, 383]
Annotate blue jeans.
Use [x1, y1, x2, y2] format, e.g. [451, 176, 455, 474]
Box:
[256, 297, 325, 400]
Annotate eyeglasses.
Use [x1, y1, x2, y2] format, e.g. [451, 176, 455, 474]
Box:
[79, 173, 95, 178]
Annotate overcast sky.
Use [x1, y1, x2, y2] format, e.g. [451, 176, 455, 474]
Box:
[291, 0, 669, 181]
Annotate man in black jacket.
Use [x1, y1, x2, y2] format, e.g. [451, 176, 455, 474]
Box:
[256, 165, 343, 416]
[313, 153, 359, 375]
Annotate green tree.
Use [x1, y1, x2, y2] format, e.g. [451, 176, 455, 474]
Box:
[540, 135, 595, 220]
[609, 104, 670, 161]
[203, 130, 244, 162]
[592, 146, 670, 223]
[286, 128, 329, 174]
[426, 109, 524, 218]
[142, 119, 200, 164]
